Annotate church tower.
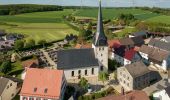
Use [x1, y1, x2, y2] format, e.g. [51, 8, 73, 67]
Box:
[92, 0, 108, 72]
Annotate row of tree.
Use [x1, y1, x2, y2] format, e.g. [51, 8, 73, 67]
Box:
[140, 7, 170, 16]
[14, 39, 47, 50]
[0, 4, 63, 15]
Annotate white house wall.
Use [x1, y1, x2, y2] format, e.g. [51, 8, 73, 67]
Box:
[64, 66, 99, 80]
[139, 52, 148, 60]
[153, 90, 170, 100]
[111, 53, 131, 65]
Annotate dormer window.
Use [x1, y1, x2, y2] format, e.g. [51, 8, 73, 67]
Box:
[44, 88, 48, 93]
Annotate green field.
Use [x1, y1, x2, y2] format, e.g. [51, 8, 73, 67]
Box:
[0, 9, 78, 42]
[74, 8, 160, 20]
[0, 8, 170, 42]
[74, 8, 170, 24]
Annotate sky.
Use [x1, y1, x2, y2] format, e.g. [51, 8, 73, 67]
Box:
[0, 0, 170, 8]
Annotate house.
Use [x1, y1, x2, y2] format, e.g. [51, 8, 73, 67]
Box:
[57, 0, 108, 81]
[153, 86, 170, 100]
[111, 45, 141, 65]
[64, 34, 78, 42]
[74, 43, 92, 49]
[148, 38, 170, 52]
[76, 18, 93, 24]
[119, 37, 144, 48]
[21, 59, 39, 69]
[0, 76, 22, 100]
[139, 45, 170, 71]
[21, 59, 40, 79]
[106, 25, 124, 32]
[0, 30, 6, 37]
[147, 32, 170, 37]
[131, 36, 145, 46]
[57, 49, 99, 80]
[161, 36, 170, 43]
[0, 40, 14, 51]
[20, 68, 66, 100]
[117, 61, 151, 90]
[5, 34, 24, 41]
[119, 38, 134, 48]
[97, 90, 149, 100]
[129, 31, 148, 38]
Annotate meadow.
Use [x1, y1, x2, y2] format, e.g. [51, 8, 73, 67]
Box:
[0, 9, 78, 42]
[0, 8, 170, 43]
[74, 8, 170, 24]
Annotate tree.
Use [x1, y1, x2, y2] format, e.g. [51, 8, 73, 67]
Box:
[136, 22, 148, 31]
[87, 22, 93, 31]
[98, 72, 109, 85]
[37, 39, 47, 48]
[26, 39, 35, 48]
[9, 10, 17, 15]
[78, 77, 88, 90]
[14, 40, 24, 50]
[0, 61, 11, 74]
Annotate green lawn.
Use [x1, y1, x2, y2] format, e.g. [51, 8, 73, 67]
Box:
[0, 9, 78, 42]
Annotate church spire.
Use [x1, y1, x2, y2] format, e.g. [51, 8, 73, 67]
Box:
[93, 0, 107, 46]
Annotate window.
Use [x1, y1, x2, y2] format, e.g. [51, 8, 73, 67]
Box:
[100, 66, 103, 71]
[29, 97, 34, 100]
[44, 88, 48, 93]
[101, 54, 103, 56]
[10, 83, 12, 87]
[85, 70, 87, 75]
[23, 97, 28, 100]
[36, 98, 41, 100]
[71, 71, 74, 77]
[91, 68, 94, 75]
[78, 70, 81, 75]
[34, 88, 37, 92]
[102, 47, 104, 50]
[6, 85, 9, 89]
[11, 93, 14, 97]
[99, 48, 101, 51]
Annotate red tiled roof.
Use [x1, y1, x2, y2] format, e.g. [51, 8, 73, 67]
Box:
[124, 49, 137, 61]
[75, 43, 92, 49]
[20, 68, 64, 99]
[97, 90, 149, 100]
[21, 59, 39, 68]
[108, 39, 120, 48]
[134, 46, 140, 51]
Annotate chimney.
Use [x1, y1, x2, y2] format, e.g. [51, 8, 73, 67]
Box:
[121, 87, 125, 95]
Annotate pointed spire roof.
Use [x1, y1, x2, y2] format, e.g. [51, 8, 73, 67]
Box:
[93, 0, 107, 46]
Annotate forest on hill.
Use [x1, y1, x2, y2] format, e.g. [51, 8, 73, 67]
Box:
[0, 4, 63, 15]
